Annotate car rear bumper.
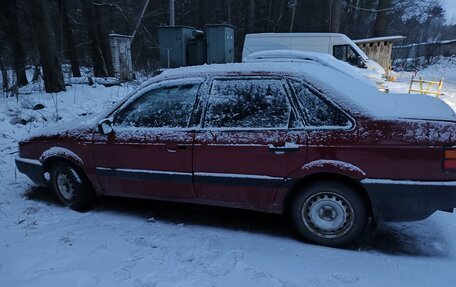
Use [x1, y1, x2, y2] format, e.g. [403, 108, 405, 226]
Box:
[15, 157, 47, 186]
[362, 179, 456, 222]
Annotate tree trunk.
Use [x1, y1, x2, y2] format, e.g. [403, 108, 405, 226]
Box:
[0, 0, 28, 86]
[0, 57, 9, 92]
[60, 0, 81, 77]
[82, 0, 114, 77]
[290, 0, 298, 32]
[82, 0, 108, 77]
[31, 0, 66, 93]
[373, 0, 391, 37]
[329, 0, 344, 33]
[226, 0, 231, 24]
[245, 0, 255, 34]
[95, 5, 114, 77]
[32, 65, 41, 82]
[192, 0, 200, 27]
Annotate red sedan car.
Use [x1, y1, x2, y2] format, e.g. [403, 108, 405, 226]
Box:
[15, 61, 456, 246]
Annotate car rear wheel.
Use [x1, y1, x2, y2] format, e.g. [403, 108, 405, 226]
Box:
[290, 181, 367, 247]
[50, 162, 96, 211]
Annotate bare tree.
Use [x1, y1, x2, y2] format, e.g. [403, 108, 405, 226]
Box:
[329, 0, 344, 32]
[245, 0, 255, 34]
[31, 0, 66, 93]
[0, 55, 8, 92]
[0, 0, 28, 87]
[290, 0, 298, 32]
[374, 0, 392, 36]
[59, 0, 81, 77]
[82, 0, 114, 77]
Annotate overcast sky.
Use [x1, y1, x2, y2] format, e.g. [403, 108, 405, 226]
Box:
[442, 0, 456, 23]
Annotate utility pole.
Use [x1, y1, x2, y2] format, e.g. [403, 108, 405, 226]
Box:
[290, 0, 298, 32]
[131, 0, 151, 41]
[169, 0, 175, 26]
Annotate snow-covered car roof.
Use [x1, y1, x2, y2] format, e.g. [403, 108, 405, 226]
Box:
[149, 61, 456, 122]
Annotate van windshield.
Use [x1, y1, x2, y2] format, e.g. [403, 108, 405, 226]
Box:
[333, 45, 366, 68]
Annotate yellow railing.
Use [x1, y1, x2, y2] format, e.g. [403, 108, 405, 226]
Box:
[408, 76, 444, 98]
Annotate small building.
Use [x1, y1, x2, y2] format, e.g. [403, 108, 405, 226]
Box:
[157, 26, 196, 68]
[354, 36, 405, 71]
[109, 34, 133, 80]
[157, 24, 235, 69]
[206, 24, 235, 64]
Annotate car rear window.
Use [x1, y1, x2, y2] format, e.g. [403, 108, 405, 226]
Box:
[204, 79, 292, 129]
[290, 80, 350, 128]
[114, 83, 199, 128]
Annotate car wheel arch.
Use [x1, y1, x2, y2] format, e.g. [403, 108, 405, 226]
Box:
[43, 156, 98, 194]
[42, 156, 81, 173]
[39, 147, 84, 171]
[283, 173, 374, 220]
[300, 160, 367, 179]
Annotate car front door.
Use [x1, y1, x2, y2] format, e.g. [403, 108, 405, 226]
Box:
[93, 79, 202, 200]
[192, 77, 308, 211]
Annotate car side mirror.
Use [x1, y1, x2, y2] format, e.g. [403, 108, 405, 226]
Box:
[98, 118, 114, 135]
[357, 57, 367, 69]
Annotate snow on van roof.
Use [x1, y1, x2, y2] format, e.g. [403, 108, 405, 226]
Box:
[245, 33, 348, 38]
[153, 61, 456, 122]
[354, 36, 406, 44]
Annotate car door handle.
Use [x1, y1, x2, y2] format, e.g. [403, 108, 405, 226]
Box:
[176, 144, 188, 150]
[166, 144, 191, 152]
[268, 144, 300, 152]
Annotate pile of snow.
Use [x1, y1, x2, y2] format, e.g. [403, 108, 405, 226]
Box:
[0, 82, 136, 144]
[389, 56, 456, 111]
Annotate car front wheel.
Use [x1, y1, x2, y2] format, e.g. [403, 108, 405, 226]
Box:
[291, 181, 368, 247]
[50, 162, 96, 211]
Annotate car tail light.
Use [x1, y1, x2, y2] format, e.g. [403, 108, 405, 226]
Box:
[444, 149, 456, 170]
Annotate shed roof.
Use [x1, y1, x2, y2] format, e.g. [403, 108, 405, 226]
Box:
[354, 36, 406, 44]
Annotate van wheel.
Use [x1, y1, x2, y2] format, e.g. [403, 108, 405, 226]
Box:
[50, 162, 96, 211]
[290, 181, 367, 247]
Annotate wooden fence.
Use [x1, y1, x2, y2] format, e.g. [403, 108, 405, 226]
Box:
[393, 39, 456, 60]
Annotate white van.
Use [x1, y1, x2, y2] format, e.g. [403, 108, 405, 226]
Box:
[242, 33, 386, 76]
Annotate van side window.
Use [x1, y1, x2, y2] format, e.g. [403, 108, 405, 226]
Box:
[204, 79, 292, 129]
[290, 80, 350, 128]
[333, 45, 361, 67]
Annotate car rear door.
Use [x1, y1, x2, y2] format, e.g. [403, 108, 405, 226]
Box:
[192, 76, 308, 211]
[93, 79, 202, 200]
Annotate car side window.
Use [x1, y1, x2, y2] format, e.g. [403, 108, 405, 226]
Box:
[204, 79, 292, 129]
[114, 83, 200, 128]
[290, 80, 350, 128]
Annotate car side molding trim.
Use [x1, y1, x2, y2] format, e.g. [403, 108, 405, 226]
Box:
[361, 179, 456, 186]
[96, 167, 293, 188]
[194, 172, 293, 188]
[96, 167, 193, 183]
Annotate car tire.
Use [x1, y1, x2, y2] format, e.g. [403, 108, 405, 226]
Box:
[50, 162, 96, 211]
[290, 181, 368, 247]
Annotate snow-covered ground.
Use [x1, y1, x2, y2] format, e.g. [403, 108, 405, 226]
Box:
[389, 56, 456, 110]
[1, 59, 456, 286]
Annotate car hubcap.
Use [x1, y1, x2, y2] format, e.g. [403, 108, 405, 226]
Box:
[56, 171, 74, 201]
[302, 192, 355, 239]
